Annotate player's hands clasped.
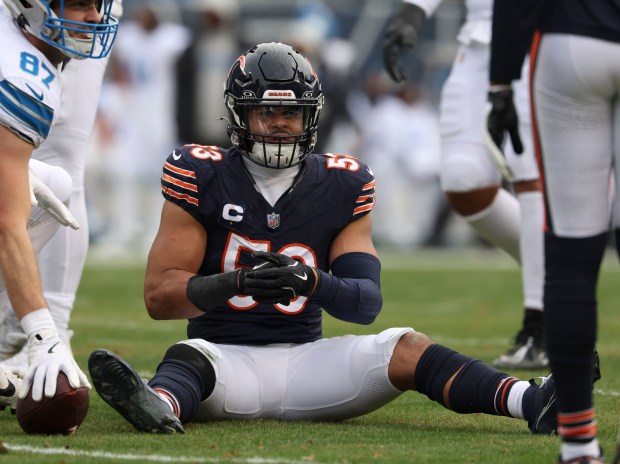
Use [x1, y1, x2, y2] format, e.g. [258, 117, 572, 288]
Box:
[485, 86, 524, 155]
[242, 252, 320, 305]
[22, 327, 91, 401]
[382, 2, 426, 82]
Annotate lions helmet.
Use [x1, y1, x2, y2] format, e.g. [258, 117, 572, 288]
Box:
[224, 42, 324, 169]
[4, 0, 119, 60]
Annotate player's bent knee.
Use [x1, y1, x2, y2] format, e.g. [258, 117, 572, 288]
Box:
[387, 330, 432, 391]
[441, 155, 496, 192]
[163, 339, 220, 388]
[176, 339, 222, 362]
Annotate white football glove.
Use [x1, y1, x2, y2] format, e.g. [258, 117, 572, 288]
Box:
[29, 170, 80, 230]
[20, 316, 90, 401]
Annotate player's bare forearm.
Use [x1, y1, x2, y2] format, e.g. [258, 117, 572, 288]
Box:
[0, 125, 47, 318]
[0, 227, 47, 317]
[144, 267, 205, 320]
[145, 201, 210, 319]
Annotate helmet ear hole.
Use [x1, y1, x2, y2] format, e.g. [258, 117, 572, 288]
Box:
[224, 42, 323, 169]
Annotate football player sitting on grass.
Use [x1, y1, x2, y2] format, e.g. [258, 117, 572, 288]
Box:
[90, 42, 564, 436]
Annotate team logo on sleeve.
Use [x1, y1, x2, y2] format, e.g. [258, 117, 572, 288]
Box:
[267, 212, 280, 230]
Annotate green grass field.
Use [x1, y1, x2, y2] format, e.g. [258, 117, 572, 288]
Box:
[1, 248, 619, 463]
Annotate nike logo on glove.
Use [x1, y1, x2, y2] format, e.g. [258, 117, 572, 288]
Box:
[285, 262, 308, 281]
[48, 342, 60, 354]
[252, 262, 271, 270]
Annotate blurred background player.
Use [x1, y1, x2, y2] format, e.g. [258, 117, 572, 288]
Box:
[94, 2, 191, 257]
[347, 73, 447, 248]
[176, 0, 240, 148]
[382, 0, 546, 370]
[0, 0, 124, 377]
[487, 0, 620, 462]
[0, 0, 118, 406]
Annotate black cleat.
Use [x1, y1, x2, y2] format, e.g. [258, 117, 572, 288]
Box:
[494, 309, 548, 370]
[493, 331, 548, 370]
[593, 349, 601, 383]
[88, 349, 185, 434]
[528, 375, 557, 435]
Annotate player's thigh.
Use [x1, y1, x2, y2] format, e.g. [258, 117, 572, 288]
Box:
[612, 98, 620, 230]
[508, 62, 540, 182]
[535, 34, 619, 236]
[439, 44, 500, 191]
[280, 328, 413, 421]
[194, 329, 413, 422]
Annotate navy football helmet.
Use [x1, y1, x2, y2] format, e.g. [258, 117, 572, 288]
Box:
[224, 42, 324, 169]
[5, 0, 119, 60]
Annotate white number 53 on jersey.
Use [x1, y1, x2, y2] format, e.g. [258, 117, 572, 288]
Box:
[224, 232, 317, 315]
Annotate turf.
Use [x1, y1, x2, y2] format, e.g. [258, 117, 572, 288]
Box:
[1, 248, 619, 463]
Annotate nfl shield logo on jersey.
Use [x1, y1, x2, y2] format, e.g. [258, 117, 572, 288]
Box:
[267, 212, 280, 230]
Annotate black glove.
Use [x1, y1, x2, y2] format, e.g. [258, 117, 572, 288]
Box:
[187, 268, 250, 312]
[382, 3, 426, 82]
[243, 252, 320, 305]
[486, 85, 523, 154]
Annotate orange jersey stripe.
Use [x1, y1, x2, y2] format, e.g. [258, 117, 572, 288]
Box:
[164, 161, 196, 179]
[357, 194, 375, 203]
[529, 30, 548, 233]
[162, 185, 199, 206]
[162, 173, 198, 192]
[353, 202, 374, 215]
[362, 180, 376, 191]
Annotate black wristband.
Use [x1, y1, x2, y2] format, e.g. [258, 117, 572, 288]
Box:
[186, 270, 240, 312]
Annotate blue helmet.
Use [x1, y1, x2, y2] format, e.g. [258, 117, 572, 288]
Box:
[224, 42, 324, 169]
[5, 0, 119, 60]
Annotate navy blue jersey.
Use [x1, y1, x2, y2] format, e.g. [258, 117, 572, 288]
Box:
[490, 0, 620, 82]
[161, 145, 376, 345]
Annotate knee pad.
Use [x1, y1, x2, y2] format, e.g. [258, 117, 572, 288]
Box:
[440, 151, 497, 192]
[161, 339, 220, 393]
[176, 338, 222, 365]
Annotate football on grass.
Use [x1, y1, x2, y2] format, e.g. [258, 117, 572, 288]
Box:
[17, 372, 89, 435]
